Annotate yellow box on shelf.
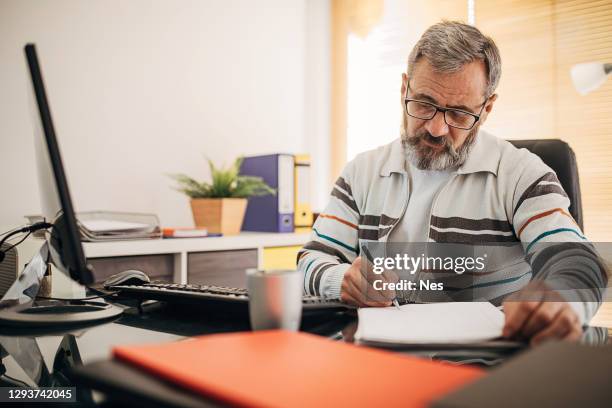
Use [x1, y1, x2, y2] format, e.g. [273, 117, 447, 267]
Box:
[262, 245, 302, 270]
[294, 226, 312, 233]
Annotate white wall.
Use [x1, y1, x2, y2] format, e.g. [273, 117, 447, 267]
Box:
[305, 0, 331, 212]
[0, 0, 331, 231]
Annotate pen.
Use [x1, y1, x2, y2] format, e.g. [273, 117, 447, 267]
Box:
[360, 245, 401, 310]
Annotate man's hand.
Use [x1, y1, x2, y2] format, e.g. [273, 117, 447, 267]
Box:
[340, 257, 398, 307]
[502, 284, 582, 346]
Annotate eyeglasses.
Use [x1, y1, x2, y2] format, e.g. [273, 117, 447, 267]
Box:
[404, 84, 488, 130]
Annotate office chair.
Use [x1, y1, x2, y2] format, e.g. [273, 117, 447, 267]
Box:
[509, 139, 583, 231]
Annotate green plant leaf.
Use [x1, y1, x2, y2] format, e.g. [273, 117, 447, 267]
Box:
[168, 157, 276, 199]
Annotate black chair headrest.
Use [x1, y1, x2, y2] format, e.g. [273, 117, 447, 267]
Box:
[509, 139, 583, 231]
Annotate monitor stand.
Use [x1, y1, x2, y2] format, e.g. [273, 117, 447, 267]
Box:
[0, 242, 123, 329]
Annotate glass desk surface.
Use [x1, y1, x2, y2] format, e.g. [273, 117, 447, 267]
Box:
[0, 299, 609, 406]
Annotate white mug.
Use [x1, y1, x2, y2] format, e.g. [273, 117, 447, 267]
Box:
[246, 269, 303, 331]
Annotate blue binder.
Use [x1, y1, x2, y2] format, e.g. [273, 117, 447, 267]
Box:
[240, 154, 294, 233]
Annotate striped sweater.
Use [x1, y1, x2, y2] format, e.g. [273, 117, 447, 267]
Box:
[297, 130, 607, 322]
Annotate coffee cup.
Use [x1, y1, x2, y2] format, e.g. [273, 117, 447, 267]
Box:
[246, 269, 303, 331]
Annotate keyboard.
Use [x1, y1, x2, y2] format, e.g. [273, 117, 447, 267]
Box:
[108, 282, 352, 311]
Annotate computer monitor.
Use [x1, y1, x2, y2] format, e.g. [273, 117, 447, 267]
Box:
[0, 44, 122, 328]
[26, 43, 93, 285]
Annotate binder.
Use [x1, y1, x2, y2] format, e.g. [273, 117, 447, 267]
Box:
[294, 154, 313, 229]
[113, 330, 484, 408]
[240, 154, 294, 233]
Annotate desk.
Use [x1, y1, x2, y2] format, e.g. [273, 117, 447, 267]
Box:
[18, 232, 310, 290]
[0, 297, 609, 406]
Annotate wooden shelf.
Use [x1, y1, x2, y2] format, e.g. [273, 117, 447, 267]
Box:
[81, 232, 310, 285]
[82, 232, 310, 258]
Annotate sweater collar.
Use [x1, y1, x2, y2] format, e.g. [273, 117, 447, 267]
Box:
[380, 138, 407, 176]
[381, 129, 500, 177]
[456, 129, 500, 176]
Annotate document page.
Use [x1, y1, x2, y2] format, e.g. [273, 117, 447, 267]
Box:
[355, 302, 505, 344]
[80, 219, 150, 232]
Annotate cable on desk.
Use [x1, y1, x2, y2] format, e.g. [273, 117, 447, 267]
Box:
[0, 225, 26, 238]
[0, 221, 53, 263]
[1, 231, 32, 255]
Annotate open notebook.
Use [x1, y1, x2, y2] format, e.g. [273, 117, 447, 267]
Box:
[355, 302, 506, 345]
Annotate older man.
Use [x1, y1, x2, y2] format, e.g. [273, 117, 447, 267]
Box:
[297, 21, 606, 345]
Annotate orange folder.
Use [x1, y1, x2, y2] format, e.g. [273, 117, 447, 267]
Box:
[113, 330, 484, 408]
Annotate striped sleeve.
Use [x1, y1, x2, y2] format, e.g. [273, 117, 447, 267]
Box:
[513, 170, 584, 248]
[297, 163, 360, 299]
[512, 162, 608, 322]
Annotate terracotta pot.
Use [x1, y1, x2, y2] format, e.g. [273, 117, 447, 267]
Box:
[190, 198, 247, 235]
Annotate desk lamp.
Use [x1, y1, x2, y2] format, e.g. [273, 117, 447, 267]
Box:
[571, 62, 612, 95]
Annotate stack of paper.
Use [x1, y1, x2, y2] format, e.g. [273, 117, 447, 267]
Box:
[355, 302, 505, 345]
[77, 211, 161, 241]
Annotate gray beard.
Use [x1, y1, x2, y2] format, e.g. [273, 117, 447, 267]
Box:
[401, 125, 478, 171]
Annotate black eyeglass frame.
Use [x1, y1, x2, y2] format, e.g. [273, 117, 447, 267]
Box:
[404, 83, 489, 130]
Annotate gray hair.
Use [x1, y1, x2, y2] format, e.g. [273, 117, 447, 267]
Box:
[407, 21, 501, 97]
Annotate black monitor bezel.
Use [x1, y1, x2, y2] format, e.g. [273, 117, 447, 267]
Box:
[25, 43, 93, 285]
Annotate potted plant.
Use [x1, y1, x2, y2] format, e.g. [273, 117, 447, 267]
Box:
[170, 157, 275, 235]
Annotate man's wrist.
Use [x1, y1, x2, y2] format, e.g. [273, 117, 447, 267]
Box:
[321, 264, 352, 300]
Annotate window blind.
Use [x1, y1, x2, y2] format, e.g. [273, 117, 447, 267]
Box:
[477, 0, 612, 241]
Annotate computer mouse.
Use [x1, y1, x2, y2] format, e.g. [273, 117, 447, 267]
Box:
[103, 269, 150, 288]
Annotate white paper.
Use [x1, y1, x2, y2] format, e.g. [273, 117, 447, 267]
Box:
[355, 302, 505, 344]
[80, 219, 150, 233]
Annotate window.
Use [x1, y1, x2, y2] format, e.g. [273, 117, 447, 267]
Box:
[346, 0, 467, 161]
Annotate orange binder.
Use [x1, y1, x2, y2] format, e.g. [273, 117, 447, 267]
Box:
[113, 330, 484, 408]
